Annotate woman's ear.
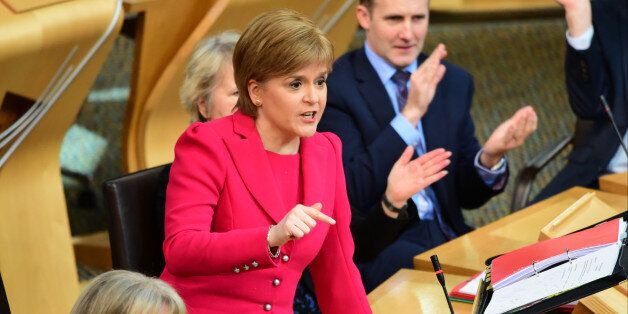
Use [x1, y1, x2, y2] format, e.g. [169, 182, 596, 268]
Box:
[197, 97, 210, 120]
[248, 79, 263, 106]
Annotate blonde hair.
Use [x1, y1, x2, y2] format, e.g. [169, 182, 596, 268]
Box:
[180, 31, 240, 122]
[71, 270, 187, 314]
[233, 9, 334, 117]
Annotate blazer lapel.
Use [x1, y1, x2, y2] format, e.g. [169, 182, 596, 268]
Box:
[354, 48, 397, 128]
[224, 112, 285, 223]
[299, 136, 328, 214]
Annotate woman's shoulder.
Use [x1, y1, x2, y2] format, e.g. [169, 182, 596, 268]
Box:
[310, 131, 342, 153]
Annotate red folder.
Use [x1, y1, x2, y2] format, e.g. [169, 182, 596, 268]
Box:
[491, 218, 621, 289]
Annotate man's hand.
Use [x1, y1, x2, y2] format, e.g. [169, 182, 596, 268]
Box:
[554, 0, 592, 37]
[481, 106, 538, 168]
[402, 44, 447, 126]
[383, 146, 451, 218]
[268, 203, 335, 247]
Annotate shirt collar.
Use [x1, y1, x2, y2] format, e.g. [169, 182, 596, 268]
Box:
[364, 41, 418, 83]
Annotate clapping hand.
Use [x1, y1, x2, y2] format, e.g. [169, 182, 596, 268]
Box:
[481, 106, 538, 168]
[268, 203, 335, 247]
[384, 146, 451, 215]
[403, 44, 447, 126]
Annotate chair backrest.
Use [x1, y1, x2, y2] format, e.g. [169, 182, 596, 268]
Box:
[103, 164, 169, 277]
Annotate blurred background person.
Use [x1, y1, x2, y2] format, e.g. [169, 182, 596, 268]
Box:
[159, 9, 371, 313]
[71, 270, 186, 314]
[535, 0, 627, 201]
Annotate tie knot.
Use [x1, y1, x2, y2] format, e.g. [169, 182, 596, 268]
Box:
[392, 70, 411, 86]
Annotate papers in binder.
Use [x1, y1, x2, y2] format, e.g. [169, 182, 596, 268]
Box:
[485, 243, 622, 314]
[490, 218, 625, 290]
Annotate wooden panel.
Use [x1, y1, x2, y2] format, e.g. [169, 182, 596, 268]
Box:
[414, 187, 627, 275]
[368, 269, 473, 314]
[599, 172, 628, 196]
[0, 0, 70, 13]
[0, 0, 122, 312]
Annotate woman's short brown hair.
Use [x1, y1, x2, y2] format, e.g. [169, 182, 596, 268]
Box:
[232, 9, 334, 117]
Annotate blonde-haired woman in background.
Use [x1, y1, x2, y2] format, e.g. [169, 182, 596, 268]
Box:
[179, 30, 240, 122]
[71, 270, 186, 314]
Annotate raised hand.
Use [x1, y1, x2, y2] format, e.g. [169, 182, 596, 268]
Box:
[554, 0, 592, 37]
[481, 106, 538, 168]
[268, 203, 336, 247]
[384, 146, 451, 212]
[403, 43, 447, 126]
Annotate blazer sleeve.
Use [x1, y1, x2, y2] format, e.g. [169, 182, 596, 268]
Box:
[309, 132, 372, 314]
[564, 32, 610, 120]
[452, 77, 507, 209]
[163, 123, 278, 277]
[350, 201, 417, 262]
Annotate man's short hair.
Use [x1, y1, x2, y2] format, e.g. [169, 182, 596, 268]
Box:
[359, 0, 374, 11]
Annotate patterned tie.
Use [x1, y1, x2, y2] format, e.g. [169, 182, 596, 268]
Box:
[391, 70, 411, 111]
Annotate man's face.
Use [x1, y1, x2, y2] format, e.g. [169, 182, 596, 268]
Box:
[357, 0, 429, 68]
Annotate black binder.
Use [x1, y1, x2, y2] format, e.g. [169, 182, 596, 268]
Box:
[473, 211, 628, 313]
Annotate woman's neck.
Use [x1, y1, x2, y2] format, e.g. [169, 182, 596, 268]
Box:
[255, 119, 300, 154]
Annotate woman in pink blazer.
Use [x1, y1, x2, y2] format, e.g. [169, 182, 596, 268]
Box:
[160, 9, 371, 313]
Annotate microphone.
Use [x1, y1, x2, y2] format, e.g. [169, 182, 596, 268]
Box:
[599, 95, 628, 156]
[431, 255, 454, 314]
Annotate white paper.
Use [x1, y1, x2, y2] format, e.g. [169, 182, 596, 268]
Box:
[460, 272, 485, 295]
[485, 243, 621, 314]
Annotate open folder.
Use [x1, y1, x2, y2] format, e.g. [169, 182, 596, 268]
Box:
[474, 212, 628, 314]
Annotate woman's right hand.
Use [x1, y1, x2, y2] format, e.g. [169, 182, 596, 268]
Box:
[384, 146, 451, 211]
[268, 203, 336, 248]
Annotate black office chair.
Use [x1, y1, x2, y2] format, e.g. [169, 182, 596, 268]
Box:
[510, 119, 593, 212]
[102, 164, 169, 277]
[510, 134, 573, 212]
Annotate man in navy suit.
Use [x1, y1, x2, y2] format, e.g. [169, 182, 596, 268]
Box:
[536, 0, 627, 201]
[318, 0, 538, 291]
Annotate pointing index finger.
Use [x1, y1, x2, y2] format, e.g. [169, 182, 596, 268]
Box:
[305, 204, 336, 225]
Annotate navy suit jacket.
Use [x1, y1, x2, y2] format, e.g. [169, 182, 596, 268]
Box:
[537, 0, 627, 200]
[318, 47, 506, 236]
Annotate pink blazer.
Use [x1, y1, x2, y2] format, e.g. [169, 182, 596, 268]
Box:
[160, 111, 371, 313]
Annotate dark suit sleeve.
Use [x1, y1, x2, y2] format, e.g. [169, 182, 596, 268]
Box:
[564, 34, 610, 120]
[319, 83, 406, 212]
[350, 201, 417, 262]
[451, 77, 507, 209]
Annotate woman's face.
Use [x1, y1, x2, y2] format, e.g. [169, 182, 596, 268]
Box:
[198, 62, 238, 120]
[252, 62, 329, 143]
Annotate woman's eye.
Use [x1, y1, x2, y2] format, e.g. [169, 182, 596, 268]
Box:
[315, 79, 327, 86]
[231, 90, 239, 96]
[289, 80, 302, 89]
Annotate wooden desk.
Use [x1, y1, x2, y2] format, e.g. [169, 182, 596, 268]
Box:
[414, 187, 627, 275]
[368, 269, 473, 314]
[599, 172, 627, 195]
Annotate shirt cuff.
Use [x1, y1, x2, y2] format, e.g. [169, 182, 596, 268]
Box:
[566, 25, 594, 51]
[474, 149, 507, 190]
[390, 114, 421, 147]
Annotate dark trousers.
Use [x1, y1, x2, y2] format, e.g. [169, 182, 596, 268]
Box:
[357, 219, 448, 292]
